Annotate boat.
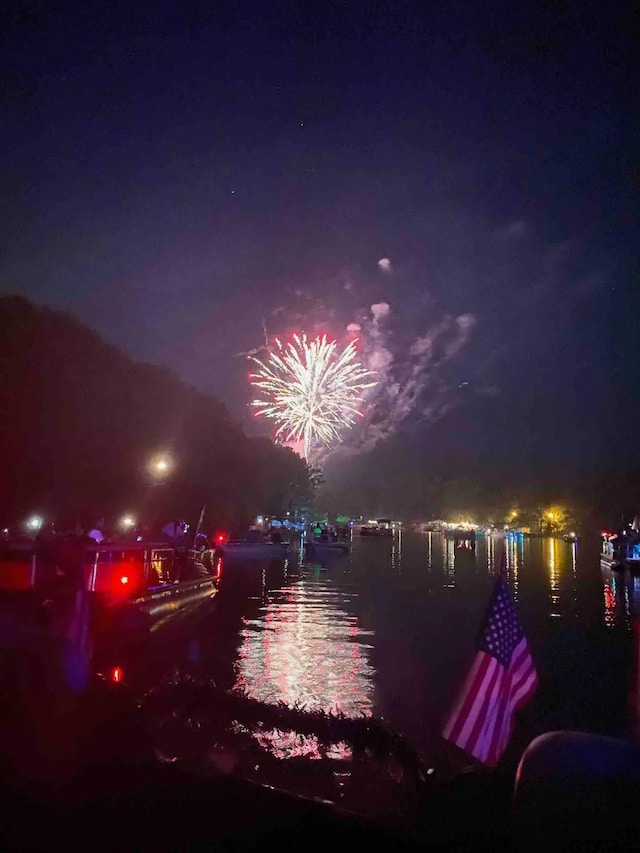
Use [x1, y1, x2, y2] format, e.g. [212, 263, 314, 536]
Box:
[304, 538, 350, 555]
[215, 539, 289, 560]
[601, 532, 640, 571]
[0, 538, 221, 674]
[83, 540, 219, 612]
[444, 527, 477, 542]
[0, 540, 59, 592]
[355, 524, 393, 538]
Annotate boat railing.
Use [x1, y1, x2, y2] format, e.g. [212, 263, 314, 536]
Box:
[0, 544, 59, 592]
[83, 542, 217, 598]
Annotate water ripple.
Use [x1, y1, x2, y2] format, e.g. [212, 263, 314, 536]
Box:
[234, 574, 375, 718]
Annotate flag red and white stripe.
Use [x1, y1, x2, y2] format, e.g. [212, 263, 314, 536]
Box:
[442, 575, 538, 765]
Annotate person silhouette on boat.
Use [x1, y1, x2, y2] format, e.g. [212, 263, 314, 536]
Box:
[88, 518, 105, 543]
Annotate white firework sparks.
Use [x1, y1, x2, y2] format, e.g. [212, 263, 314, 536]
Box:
[249, 334, 377, 460]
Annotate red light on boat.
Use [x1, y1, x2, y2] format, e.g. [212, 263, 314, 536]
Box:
[110, 666, 123, 683]
[216, 532, 228, 544]
[120, 575, 129, 585]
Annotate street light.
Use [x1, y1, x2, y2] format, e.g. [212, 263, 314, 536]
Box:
[547, 512, 555, 521]
[26, 515, 43, 532]
[120, 515, 135, 530]
[148, 453, 173, 479]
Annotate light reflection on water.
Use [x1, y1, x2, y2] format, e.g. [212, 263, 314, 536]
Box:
[601, 567, 640, 629]
[603, 571, 616, 629]
[443, 538, 455, 586]
[235, 574, 375, 718]
[511, 535, 519, 600]
[208, 531, 627, 760]
[548, 537, 560, 617]
[232, 534, 608, 722]
[250, 728, 352, 762]
[391, 527, 403, 573]
[487, 531, 496, 574]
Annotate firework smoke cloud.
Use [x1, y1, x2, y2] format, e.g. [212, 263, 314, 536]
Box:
[248, 259, 475, 461]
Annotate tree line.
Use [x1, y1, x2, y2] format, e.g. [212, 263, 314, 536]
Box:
[0, 296, 313, 535]
[317, 434, 640, 533]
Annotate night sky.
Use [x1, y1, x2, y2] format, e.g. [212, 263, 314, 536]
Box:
[2, 2, 638, 476]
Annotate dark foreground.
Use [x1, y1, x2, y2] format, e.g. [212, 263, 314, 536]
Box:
[2, 676, 640, 852]
[3, 534, 640, 850]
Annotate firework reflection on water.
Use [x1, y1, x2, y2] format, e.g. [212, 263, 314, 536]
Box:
[234, 571, 375, 759]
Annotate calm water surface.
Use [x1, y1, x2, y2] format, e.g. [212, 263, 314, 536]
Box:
[175, 531, 635, 761]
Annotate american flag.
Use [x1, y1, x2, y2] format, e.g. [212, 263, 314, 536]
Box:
[442, 574, 538, 765]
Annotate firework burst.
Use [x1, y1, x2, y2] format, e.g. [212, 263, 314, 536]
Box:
[249, 334, 377, 460]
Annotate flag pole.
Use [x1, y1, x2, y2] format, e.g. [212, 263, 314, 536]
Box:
[192, 505, 206, 549]
[440, 539, 538, 767]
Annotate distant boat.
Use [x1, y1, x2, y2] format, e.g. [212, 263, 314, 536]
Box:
[355, 525, 393, 538]
[216, 540, 289, 561]
[444, 528, 477, 541]
[601, 532, 640, 571]
[304, 539, 350, 556]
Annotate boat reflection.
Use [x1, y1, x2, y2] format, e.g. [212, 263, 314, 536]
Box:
[603, 570, 616, 628]
[601, 569, 640, 629]
[602, 570, 625, 629]
[632, 576, 640, 619]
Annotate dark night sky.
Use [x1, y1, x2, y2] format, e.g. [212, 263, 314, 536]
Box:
[2, 1, 638, 475]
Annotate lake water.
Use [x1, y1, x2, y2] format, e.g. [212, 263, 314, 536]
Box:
[163, 531, 636, 764]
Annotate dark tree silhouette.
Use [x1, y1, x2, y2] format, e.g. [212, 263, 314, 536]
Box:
[0, 296, 312, 532]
